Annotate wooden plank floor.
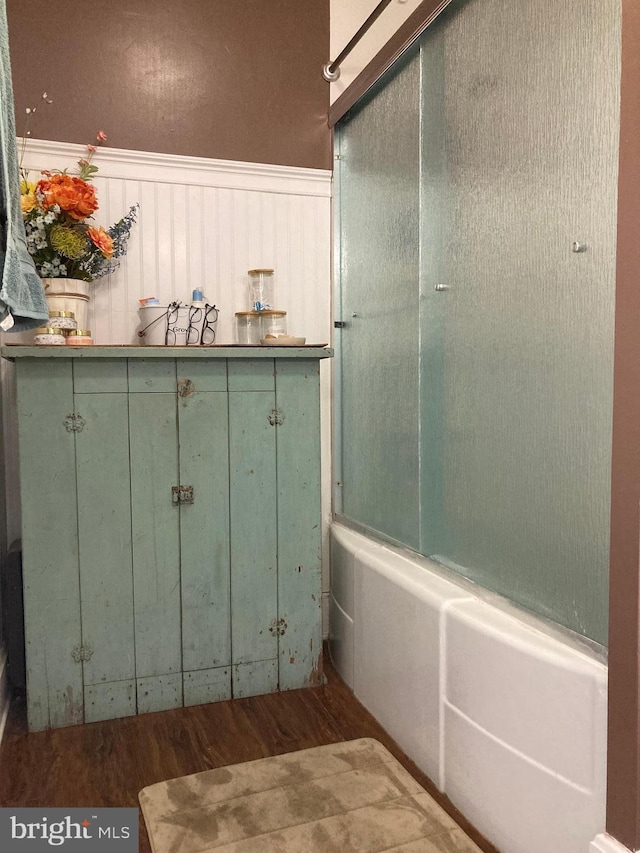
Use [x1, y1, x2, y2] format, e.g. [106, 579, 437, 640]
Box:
[0, 654, 499, 853]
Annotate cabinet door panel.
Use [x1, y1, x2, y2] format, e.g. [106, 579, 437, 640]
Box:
[75, 393, 135, 687]
[129, 393, 182, 683]
[74, 360, 128, 393]
[233, 659, 278, 699]
[179, 391, 231, 675]
[275, 360, 323, 689]
[228, 359, 275, 392]
[176, 358, 227, 392]
[84, 680, 135, 724]
[128, 359, 177, 392]
[183, 667, 231, 707]
[136, 673, 182, 714]
[228, 391, 278, 671]
[16, 360, 83, 730]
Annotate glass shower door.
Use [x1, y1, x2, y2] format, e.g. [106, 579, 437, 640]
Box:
[334, 0, 619, 645]
[419, 0, 619, 645]
[336, 48, 421, 550]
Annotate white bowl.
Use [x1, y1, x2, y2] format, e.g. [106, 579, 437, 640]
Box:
[261, 335, 306, 346]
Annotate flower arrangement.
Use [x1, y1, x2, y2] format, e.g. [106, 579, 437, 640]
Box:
[20, 128, 138, 282]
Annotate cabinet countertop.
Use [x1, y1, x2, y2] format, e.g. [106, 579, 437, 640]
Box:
[1, 344, 333, 360]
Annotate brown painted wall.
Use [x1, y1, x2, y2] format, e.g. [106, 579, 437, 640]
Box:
[6, 0, 330, 170]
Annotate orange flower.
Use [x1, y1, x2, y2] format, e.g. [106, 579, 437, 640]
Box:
[37, 174, 98, 220]
[88, 226, 114, 258]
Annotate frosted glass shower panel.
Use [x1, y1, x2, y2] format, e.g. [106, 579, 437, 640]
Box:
[337, 50, 421, 548]
[419, 0, 620, 644]
[335, 0, 619, 644]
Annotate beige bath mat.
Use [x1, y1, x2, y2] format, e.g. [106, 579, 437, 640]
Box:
[139, 737, 483, 852]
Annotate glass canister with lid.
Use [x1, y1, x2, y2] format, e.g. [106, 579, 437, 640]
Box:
[259, 310, 287, 339]
[235, 311, 263, 345]
[248, 268, 275, 311]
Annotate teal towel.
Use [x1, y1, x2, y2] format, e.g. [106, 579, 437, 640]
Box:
[0, 0, 48, 332]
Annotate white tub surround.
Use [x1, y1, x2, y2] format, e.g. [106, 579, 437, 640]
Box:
[444, 600, 606, 853]
[590, 835, 637, 853]
[328, 524, 358, 687]
[358, 540, 472, 788]
[330, 521, 608, 853]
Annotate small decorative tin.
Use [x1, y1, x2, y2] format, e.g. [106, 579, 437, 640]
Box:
[65, 329, 93, 346]
[34, 327, 66, 345]
[48, 310, 77, 331]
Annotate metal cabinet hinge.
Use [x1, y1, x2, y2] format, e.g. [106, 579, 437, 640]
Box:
[172, 485, 194, 505]
[71, 643, 93, 663]
[64, 413, 85, 432]
[268, 409, 285, 426]
[269, 618, 287, 637]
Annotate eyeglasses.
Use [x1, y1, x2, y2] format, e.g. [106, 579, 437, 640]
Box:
[143, 301, 218, 346]
[165, 302, 189, 346]
[200, 304, 219, 345]
[187, 306, 204, 345]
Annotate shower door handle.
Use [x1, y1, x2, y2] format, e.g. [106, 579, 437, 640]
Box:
[435, 283, 450, 292]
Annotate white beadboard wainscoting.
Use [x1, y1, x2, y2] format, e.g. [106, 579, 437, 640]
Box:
[4, 140, 334, 637]
[18, 138, 332, 346]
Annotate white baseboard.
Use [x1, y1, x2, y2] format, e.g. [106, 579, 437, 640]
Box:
[0, 649, 10, 749]
[590, 833, 637, 853]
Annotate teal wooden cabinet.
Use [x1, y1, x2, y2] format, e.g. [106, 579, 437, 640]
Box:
[3, 346, 331, 731]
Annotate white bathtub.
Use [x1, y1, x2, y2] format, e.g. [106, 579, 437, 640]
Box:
[329, 521, 608, 853]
